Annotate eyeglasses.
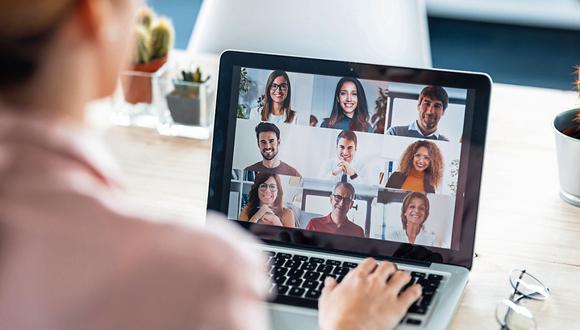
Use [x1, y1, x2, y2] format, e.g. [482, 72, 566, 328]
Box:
[331, 194, 353, 204]
[270, 83, 288, 91]
[258, 183, 278, 192]
[495, 269, 550, 330]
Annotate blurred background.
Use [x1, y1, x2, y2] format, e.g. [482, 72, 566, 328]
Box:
[147, 0, 580, 90]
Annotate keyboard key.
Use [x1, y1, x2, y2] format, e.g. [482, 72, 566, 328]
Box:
[302, 280, 320, 289]
[273, 267, 287, 276]
[273, 275, 288, 285]
[277, 285, 289, 295]
[408, 304, 427, 315]
[325, 259, 341, 266]
[343, 261, 358, 268]
[300, 262, 318, 271]
[428, 274, 444, 281]
[304, 271, 320, 281]
[276, 253, 292, 259]
[406, 318, 422, 325]
[273, 258, 287, 267]
[305, 289, 321, 300]
[286, 278, 303, 287]
[284, 259, 301, 268]
[287, 269, 305, 278]
[332, 266, 350, 276]
[411, 271, 426, 278]
[309, 257, 324, 263]
[292, 255, 308, 262]
[289, 287, 305, 297]
[316, 264, 334, 274]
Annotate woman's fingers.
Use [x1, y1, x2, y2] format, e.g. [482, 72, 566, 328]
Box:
[371, 261, 398, 282]
[351, 258, 377, 276]
[398, 284, 422, 306]
[321, 276, 337, 294]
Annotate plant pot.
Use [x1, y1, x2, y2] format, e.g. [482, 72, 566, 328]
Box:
[554, 108, 580, 207]
[121, 56, 168, 104]
[166, 91, 202, 125]
[165, 80, 209, 127]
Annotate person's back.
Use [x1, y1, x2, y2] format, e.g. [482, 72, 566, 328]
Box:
[0, 0, 421, 329]
[0, 113, 269, 330]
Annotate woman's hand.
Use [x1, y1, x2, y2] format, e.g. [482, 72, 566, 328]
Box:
[259, 212, 283, 227]
[248, 205, 272, 223]
[318, 258, 422, 330]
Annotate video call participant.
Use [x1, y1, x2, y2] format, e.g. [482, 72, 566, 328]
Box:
[239, 173, 295, 227]
[245, 122, 301, 177]
[389, 192, 438, 246]
[386, 140, 443, 193]
[321, 77, 373, 133]
[319, 130, 363, 183]
[306, 182, 364, 237]
[387, 85, 450, 141]
[249, 70, 298, 124]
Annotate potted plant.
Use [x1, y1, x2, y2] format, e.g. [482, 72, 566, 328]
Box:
[166, 68, 210, 125]
[553, 66, 580, 206]
[122, 7, 174, 104]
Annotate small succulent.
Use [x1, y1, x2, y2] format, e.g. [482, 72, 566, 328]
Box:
[172, 68, 210, 97]
[132, 7, 174, 65]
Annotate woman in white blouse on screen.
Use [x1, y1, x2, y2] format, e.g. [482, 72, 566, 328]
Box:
[249, 70, 299, 125]
[389, 192, 440, 247]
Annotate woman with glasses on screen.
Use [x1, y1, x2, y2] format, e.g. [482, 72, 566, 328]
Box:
[239, 173, 295, 227]
[386, 140, 443, 193]
[390, 192, 438, 247]
[321, 77, 373, 132]
[249, 70, 298, 124]
[0, 0, 421, 329]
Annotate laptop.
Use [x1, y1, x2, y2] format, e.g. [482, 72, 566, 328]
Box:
[207, 51, 491, 329]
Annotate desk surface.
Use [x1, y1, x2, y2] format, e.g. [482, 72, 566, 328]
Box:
[99, 83, 580, 329]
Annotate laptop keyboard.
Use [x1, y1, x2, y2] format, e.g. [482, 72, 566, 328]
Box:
[266, 250, 444, 326]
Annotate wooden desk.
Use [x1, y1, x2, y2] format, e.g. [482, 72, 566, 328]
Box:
[99, 83, 580, 329]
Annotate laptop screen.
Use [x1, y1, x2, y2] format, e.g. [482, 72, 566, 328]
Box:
[208, 51, 491, 269]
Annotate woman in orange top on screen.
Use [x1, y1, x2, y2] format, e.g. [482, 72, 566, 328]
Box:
[239, 173, 295, 227]
[386, 140, 443, 193]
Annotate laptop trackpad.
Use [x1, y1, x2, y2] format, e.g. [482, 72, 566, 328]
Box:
[269, 303, 318, 330]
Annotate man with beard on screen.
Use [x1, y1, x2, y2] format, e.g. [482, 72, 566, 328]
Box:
[245, 122, 302, 177]
[386, 85, 450, 141]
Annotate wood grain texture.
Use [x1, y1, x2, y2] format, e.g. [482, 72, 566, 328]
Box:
[100, 83, 580, 329]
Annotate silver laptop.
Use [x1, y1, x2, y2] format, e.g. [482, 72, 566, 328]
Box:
[207, 51, 491, 329]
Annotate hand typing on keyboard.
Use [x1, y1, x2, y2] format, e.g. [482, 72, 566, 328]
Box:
[318, 258, 422, 330]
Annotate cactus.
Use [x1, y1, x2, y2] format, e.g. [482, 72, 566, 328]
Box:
[136, 7, 155, 29]
[131, 7, 174, 66]
[150, 18, 174, 61]
[133, 26, 151, 65]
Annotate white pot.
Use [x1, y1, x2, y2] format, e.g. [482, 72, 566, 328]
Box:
[554, 108, 580, 207]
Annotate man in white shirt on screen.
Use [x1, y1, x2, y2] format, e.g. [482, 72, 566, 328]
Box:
[319, 130, 365, 183]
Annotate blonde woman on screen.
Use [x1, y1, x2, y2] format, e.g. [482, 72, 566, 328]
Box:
[0, 0, 420, 329]
[389, 192, 439, 247]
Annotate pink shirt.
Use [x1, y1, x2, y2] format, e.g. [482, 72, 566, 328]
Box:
[0, 111, 270, 330]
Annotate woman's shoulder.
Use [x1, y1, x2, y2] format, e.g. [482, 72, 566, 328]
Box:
[320, 118, 330, 128]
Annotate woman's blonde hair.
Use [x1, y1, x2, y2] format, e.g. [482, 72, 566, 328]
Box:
[0, 0, 77, 88]
[398, 140, 443, 189]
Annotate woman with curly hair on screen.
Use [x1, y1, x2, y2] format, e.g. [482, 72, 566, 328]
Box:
[386, 140, 443, 193]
